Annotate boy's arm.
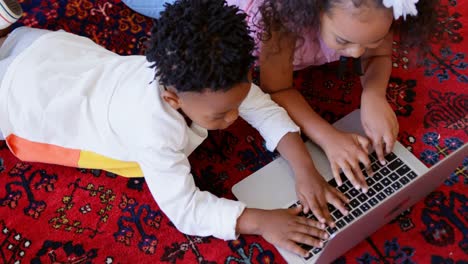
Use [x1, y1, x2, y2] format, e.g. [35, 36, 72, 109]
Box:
[139, 147, 329, 257]
[139, 148, 245, 240]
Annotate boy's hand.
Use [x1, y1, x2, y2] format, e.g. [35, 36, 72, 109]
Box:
[361, 92, 399, 164]
[259, 205, 329, 258]
[295, 173, 349, 226]
[319, 129, 372, 192]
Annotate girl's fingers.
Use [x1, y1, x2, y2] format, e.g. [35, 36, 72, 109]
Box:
[331, 163, 342, 186]
[384, 133, 395, 155]
[372, 137, 386, 165]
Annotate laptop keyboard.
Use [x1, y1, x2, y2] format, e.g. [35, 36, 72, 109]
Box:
[289, 151, 418, 261]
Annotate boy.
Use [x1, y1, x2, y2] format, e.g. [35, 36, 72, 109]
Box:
[0, 0, 348, 257]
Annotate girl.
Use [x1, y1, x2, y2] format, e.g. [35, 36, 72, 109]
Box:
[233, 0, 438, 199]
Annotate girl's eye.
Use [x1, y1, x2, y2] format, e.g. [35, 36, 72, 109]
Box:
[335, 38, 349, 45]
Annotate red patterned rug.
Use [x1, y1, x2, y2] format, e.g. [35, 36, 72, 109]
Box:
[0, 0, 467, 263]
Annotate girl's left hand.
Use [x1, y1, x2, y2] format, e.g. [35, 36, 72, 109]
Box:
[361, 92, 399, 164]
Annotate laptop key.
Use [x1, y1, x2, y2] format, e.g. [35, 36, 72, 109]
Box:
[357, 193, 368, 203]
[371, 163, 380, 172]
[349, 199, 360, 208]
[348, 188, 360, 198]
[327, 226, 338, 235]
[397, 165, 411, 176]
[380, 167, 391, 176]
[304, 252, 314, 261]
[389, 173, 400, 181]
[374, 182, 384, 191]
[312, 247, 322, 254]
[362, 170, 369, 178]
[344, 214, 354, 223]
[338, 184, 350, 193]
[359, 203, 371, 212]
[366, 188, 376, 197]
[366, 177, 375, 186]
[376, 192, 387, 201]
[352, 208, 363, 218]
[305, 212, 315, 219]
[373, 172, 383, 181]
[332, 210, 344, 220]
[328, 178, 338, 188]
[300, 243, 314, 252]
[381, 178, 391, 186]
[384, 187, 395, 196]
[388, 159, 403, 171]
[391, 181, 402, 190]
[328, 204, 337, 213]
[407, 171, 417, 179]
[368, 197, 379, 206]
[336, 219, 346, 228]
[385, 152, 397, 162]
[399, 176, 410, 185]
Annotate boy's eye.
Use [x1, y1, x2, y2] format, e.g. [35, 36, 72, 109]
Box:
[211, 115, 225, 121]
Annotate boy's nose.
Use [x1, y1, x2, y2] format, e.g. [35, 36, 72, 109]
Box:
[224, 109, 239, 124]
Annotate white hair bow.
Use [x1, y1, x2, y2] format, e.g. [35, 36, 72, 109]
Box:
[382, 0, 419, 20]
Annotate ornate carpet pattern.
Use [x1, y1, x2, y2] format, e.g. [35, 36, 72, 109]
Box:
[0, 0, 466, 263]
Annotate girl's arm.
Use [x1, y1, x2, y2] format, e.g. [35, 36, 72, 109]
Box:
[259, 31, 371, 192]
[360, 32, 398, 163]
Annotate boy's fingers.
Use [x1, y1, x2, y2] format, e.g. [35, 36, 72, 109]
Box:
[280, 241, 309, 258]
[293, 221, 328, 239]
[290, 204, 303, 214]
[295, 216, 325, 229]
[297, 197, 309, 214]
[333, 187, 349, 204]
[357, 150, 372, 171]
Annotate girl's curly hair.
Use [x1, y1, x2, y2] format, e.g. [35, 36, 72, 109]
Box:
[257, 0, 439, 49]
[146, 0, 256, 92]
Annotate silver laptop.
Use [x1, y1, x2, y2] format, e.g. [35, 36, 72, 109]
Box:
[232, 109, 467, 263]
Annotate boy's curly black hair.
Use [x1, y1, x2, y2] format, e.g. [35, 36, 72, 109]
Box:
[257, 0, 439, 50]
[146, 0, 255, 93]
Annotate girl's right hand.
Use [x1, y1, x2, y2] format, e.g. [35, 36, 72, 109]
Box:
[320, 129, 372, 192]
[259, 205, 329, 257]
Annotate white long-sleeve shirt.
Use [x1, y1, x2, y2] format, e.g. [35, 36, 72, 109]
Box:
[0, 29, 300, 240]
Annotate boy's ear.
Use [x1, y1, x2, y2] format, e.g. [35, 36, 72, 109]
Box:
[161, 89, 181, 109]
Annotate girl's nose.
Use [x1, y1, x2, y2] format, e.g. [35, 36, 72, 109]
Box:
[347, 45, 366, 58]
